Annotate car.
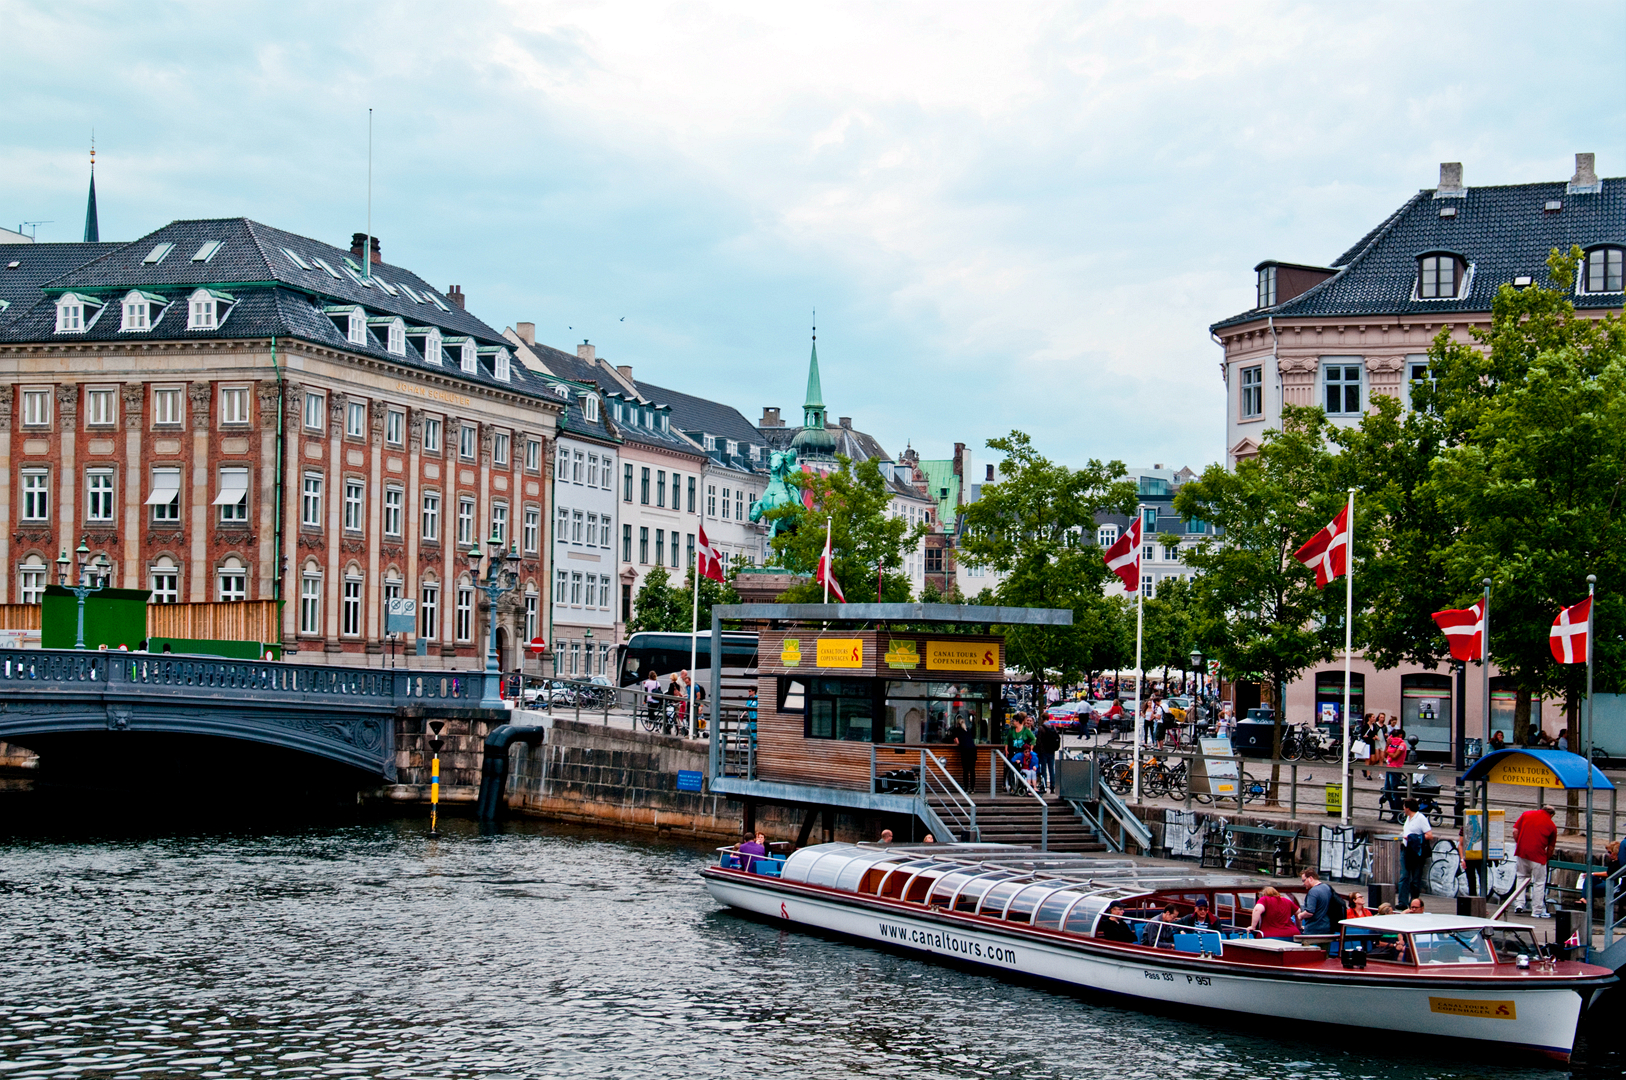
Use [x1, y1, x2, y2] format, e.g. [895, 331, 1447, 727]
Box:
[1044, 701, 1095, 734]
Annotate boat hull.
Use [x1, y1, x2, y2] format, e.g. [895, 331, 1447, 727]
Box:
[704, 870, 1593, 1062]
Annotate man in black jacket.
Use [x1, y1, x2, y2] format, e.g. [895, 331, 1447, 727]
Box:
[1034, 722, 1062, 794]
[1097, 903, 1138, 944]
[952, 718, 977, 791]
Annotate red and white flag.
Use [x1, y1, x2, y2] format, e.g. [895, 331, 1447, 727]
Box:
[1294, 504, 1351, 590]
[1431, 600, 1485, 662]
[695, 523, 726, 584]
[1550, 596, 1592, 664]
[1103, 517, 1142, 594]
[817, 522, 846, 603]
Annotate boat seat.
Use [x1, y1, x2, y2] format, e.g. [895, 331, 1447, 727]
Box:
[753, 859, 783, 878]
[1172, 931, 1222, 954]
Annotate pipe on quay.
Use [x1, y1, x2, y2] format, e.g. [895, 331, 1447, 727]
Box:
[476, 724, 547, 823]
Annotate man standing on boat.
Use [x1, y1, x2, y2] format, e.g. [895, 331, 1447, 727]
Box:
[1510, 805, 1558, 918]
[1398, 798, 1435, 909]
[1299, 869, 1340, 935]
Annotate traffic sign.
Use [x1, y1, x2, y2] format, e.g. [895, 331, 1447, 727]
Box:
[527, 636, 548, 653]
[385, 597, 416, 635]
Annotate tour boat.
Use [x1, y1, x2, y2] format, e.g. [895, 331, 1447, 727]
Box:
[701, 843, 1617, 1064]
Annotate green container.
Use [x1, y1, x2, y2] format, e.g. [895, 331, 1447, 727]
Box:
[41, 585, 150, 651]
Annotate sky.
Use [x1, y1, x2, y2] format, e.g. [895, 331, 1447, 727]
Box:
[3, 1, 1621, 474]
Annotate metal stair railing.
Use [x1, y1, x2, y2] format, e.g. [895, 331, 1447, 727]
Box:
[1094, 777, 1154, 854]
[994, 749, 1048, 852]
[919, 749, 979, 842]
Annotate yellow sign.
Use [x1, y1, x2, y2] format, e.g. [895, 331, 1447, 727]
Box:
[816, 638, 864, 669]
[1324, 783, 1342, 816]
[1487, 756, 1563, 789]
[884, 640, 920, 669]
[1428, 997, 1517, 1021]
[780, 639, 802, 667]
[925, 641, 1001, 673]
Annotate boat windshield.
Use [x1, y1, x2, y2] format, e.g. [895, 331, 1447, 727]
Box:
[1484, 927, 1539, 963]
[1411, 930, 1496, 965]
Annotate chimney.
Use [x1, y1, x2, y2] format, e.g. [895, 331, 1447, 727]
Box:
[515, 322, 536, 346]
[760, 407, 782, 427]
[985, 464, 994, 481]
[953, 442, 966, 477]
[616, 365, 633, 383]
[447, 285, 465, 309]
[839, 416, 852, 429]
[349, 233, 382, 264]
[1568, 152, 1601, 194]
[578, 340, 596, 362]
[1436, 162, 1465, 198]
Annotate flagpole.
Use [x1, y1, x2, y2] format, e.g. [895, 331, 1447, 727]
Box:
[688, 550, 701, 740]
[1584, 574, 1596, 961]
[1480, 578, 1492, 877]
[1341, 488, 1354, 824]
[1132, 579, 1144, 803]
[823, 518, 832, 605]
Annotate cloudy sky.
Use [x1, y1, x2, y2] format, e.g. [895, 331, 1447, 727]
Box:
[4, 1, 1620, 473]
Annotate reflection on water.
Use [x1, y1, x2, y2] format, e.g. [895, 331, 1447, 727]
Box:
[0, 801, 1619, 1079]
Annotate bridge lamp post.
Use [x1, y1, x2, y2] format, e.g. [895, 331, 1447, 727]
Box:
[56, 539, 111, 650]
[467, 534, 519, 709]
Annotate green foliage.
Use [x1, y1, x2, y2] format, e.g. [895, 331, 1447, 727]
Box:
[628, 564, 743, 633]
[765, 455, 925, 604]
[959, 431, 1139, 684]
[1141, 573, 1199, 675]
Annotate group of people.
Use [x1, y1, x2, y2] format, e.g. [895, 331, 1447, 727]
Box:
[1002, 713, 1061, 794]
[1094, 869, 1396, 948]
[638, 669, 706, 732]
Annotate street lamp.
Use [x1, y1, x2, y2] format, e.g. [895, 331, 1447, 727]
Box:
[1189, 648, 1204, 722]
[57, 538, 110, 650]
[467, 532, 519, 708]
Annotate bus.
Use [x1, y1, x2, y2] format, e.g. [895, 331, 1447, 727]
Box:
[617, 631, 759, 687]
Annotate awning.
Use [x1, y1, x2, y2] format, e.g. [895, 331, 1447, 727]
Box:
[145, 469, 181, 505]
[1461, 748, 1614, 791]
[212, 468, 249, 506]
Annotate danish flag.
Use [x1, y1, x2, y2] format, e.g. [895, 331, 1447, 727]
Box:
[1550, 596, 1592, 665]
[1431, 600, 1485, 662]
[817, 524, 846, 603]
[695, 523, 725, 584]
[1103, 517, 1142, 593]
[1294, 504, 1351, 590]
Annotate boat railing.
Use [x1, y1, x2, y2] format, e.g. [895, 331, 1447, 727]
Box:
[1605, 863, 1625, 949]
[920, 749, 979, 843]
[994, 749, 1048, 851]
[716, 846, 787, 877]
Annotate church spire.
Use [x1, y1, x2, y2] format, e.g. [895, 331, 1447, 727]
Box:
[791, 314, 836, 460]
[83, 136, 99, 243]
[804, 317, 824, 411]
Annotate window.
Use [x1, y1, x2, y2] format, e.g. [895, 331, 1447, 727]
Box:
[384, 576, 402, 612]
[736, 490, 745, 520]
[344, 481, 365, 532]
[460, 424, 476, 460]
[725, 440, 738, 457]
[458, 498, 475, 545]
[1097, 525, 1118, 548]
[342, 578, 362, 635]
[671, 473, 681, 507]
[570, 571, 583, 605]
[599, 517, 611, 547]
[386, 320, 405, 356]
[422, 493, 440, 541]
[494, 432, 510, 466]
[572, 451, 584, 484]
[188, 289, 220, 330]
[460, 342, 477, 374]
[21, 470, 49, 521]
[150, 560, 178, 604]
[300, 574, 322, 634]
[1142, 507, 1158, 533]
[1583, 246, 1624, 293]
[419, 584, 439, 640]
[491, 503, 508, 545]
[421, 417, 441, 452]
[639, 527, 649, 564]
[524, 592, 538, 642]
[722, 487, 731, 520]
[1240, 365, 1263, 419]
[555, 569, 568, 604]
[526, 438, 541, 472]
[686, 533, 695, 568]
[301, 474, 323, 527]
[192, 240, 223, 263]
[804, 678, 876, 740]
[624, 463, 634, 502]
[86, 469, 115, 522]
[569, 641, 580, 675]
[149, 467, 181, 522]
[523, 508, 540, 553]
[925, 547, 943, 573]
[622, 583, 633, 623]
[571, 509, 584, 544]
[587, 454, 598, 486]
[599, 578, 611, 608]
[1143, 543, 1156, 561]
[1323, 362, 1362, 415]
[494, 349, 511, 381]
[379, 407, 399, 446]
[556, 505, 568, 547]
[1257, 265, 1276, 308]
[214, 560, 246, 602]
[86, 388, 116, 426]
[345, 400, 366, 438]
[604, 457, 615, 489]
[1418, 254, 1461, 299]
[1141, 574, 1155, 598]
[56, 295, 90, 333]
[384, 486, 403, 537]
[18, 559, 46, 605]
[656, 470, 666, 508]
[221, 387, 249, 425]
[304, 392, 325, 431]
[22, 388, 50, 427]
[707, 485, 717, 517]
[216, 467, 248, 523]
[143, 242, 175, 265]
[455, 587, 473, 641]
[152, 388, 181, 426]
[655, 528, 665, 566]
[640, 468, 650, 504]
[623, 524, 632, 561]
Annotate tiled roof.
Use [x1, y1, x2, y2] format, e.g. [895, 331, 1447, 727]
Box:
[761, 423, 891, 464]
[636, 380, 767, 476]
[0, 242, 123, 326]
[1213, 178, 1625, 331]
[0, 218, 551, 401]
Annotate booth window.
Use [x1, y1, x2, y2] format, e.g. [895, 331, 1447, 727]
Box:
[806, 678, 875, 741]
[777, 677, 806, 714]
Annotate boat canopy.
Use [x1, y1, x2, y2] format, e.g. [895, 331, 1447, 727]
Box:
[1341, 913, 1528, 933]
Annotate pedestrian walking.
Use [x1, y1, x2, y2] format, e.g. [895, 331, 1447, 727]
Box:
[1511, 805, 1558, 917]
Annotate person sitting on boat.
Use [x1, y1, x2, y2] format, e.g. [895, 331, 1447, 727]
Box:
[878, 829, 894, 845]
[1248, 887, 1300, 939]
[1145, 904, 1183, 948]
[1096, 903, 1138, 944]
[1298, 869, 1339, 935]
[737, 831, 770, 873]
[1406, 897, 1425, 915]
[1179, 896, 1224, 930]
[1346, 892, 1373, 920]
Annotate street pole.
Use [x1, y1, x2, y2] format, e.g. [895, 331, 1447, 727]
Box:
[1584, 574, 1596, 961]
[470, 535, 518, 709]
[1480, 578, 1492, 882]
[1132, 577, 1144, 803]
[1341, 488, 1354, 825]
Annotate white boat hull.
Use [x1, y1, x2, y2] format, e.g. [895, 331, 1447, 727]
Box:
[705, 872, 1591, 1061]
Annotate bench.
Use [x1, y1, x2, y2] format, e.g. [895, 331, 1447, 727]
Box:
[1201, 823, 1301, 875]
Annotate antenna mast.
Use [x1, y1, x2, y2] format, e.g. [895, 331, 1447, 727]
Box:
[364, 109, 373, 281]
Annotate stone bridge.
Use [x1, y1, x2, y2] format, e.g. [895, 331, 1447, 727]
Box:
[0, 649, 489, 781]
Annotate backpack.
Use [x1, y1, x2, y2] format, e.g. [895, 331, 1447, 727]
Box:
[1324, 886, 1347, 925]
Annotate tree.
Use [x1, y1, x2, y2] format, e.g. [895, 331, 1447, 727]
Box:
[1141, 573, 1199, 681]
[1173, 407, 1352, 762]
[764, 456, 925, 604]
[629, 564, 745, 634]
[958, 431, 1139, 696]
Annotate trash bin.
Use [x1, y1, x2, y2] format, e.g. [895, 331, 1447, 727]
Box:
[1233, 720, 1276, 758]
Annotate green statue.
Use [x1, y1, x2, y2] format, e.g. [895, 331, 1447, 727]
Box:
[751, 448, 805, 537]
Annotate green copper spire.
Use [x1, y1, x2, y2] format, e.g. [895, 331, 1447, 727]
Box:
[805, 333, 824, 410]
[83, 140, 99, 243]
[792, 318, 836, 459]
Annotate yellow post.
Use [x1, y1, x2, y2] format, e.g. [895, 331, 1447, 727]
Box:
[427, 719, 446, 837]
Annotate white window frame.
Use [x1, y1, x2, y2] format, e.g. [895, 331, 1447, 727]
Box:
[86, 387, 116, 427]
[423, 417, 442, 453]
[523, 508, 540, 554]
[216, 467, 249, 523]
[582, 393, 598, 421]
[86, 468, 116, 522]
[18, 560, 47, 605]
[218, 565, 248, 603]
[300, 573, 323, 634]
[21, 469, 49, 522]
[385, 407, 404, 446]
[220, 386, 249, 426]
[150, 467, 182, 522]
[346, 400, 367, 438]
[301, 473, 324, 528]
[383, 486, 403, 537]
[343, 480, 365, 532]
[455, 586, 474, 642]
[22, 388, 51, 428]
[1239, 364, 1263, 420]
[150, 562, 179, 605]
[152, 387, 182, 427]
[458, 497, 475, 546]
[187, 288, 220, 330]
[304, 391, 325, 432]
[493, 432, 510, 466]
[491, 503, 508, 546]
[460, 424, 476, 460]
[421, 492, 440, 542]
[419, 584, 440, 640]
[1582, 246, 1624, 294]
[1321, 359, 1364, 416]
[554, 570, 568, 604]
[342, 577, 363, 636]
[525, 438, 540, 472]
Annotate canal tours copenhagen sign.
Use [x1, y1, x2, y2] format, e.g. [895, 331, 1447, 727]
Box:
[925, 641, 1001, 673]
[758, 630, 1004, 680]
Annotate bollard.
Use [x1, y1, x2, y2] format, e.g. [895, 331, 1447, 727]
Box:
[427, 719, 445, 837]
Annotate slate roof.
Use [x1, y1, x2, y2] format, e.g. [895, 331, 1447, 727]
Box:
[0, 242, 123, 326]
[1213, 177, 1625, 331]
[761, 423, 891, 464]
[636, 379, 767, 476]
[1, 218, 552, 401]
[509, 336, 702, 457]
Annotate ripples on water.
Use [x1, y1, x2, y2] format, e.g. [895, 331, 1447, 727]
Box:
[0, 803, 1619, 1079]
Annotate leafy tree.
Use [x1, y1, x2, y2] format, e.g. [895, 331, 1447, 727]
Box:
[1141, 572, 1199, 680]
[628, 564, 743, 633]
[764, 455, 925, 604]
[958, 431, 1139, 698]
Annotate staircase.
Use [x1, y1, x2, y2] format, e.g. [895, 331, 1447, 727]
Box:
[927, 793, 1107, 853]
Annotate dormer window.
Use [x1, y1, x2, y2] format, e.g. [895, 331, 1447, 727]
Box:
[55, 292, 103, 333]
[186, 288, 233, 330]
[660, 413, 669, 433]
[582, 393, 599, 422]
[726, 439, 738, 457]
[703, 434, 717, 451]
[1418, 253, 1465, 299]
[369, 316, 406, 355]
[406, 326, 441, 365]
[494, 348, 511, 382]
[120, 290, 166, 332]
[324, 304, 366, 344]
[1582, 246, 1623, 294]
[1256, 265, 1276, 308]
[460, 341, 477, 374]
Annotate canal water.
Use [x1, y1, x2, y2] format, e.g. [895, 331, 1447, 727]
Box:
[1, 804, 1620, 1080]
